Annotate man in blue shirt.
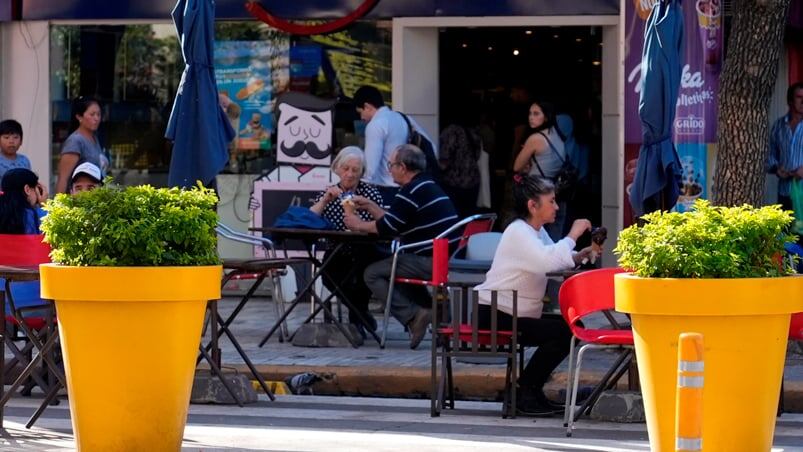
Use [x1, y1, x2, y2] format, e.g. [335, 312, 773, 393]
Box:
[353, 85, 435, 205]
[767, 82, 803, 210]
[345, 144, 458, 349]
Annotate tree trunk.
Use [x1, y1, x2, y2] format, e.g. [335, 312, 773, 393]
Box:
[712, 0, 790, 206]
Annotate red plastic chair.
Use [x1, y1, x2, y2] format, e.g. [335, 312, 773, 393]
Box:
[558, 267, 634, 436]
[0, 234, 64, 428]
[791, 313, 803, 342]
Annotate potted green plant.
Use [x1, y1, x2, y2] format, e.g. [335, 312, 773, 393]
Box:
[39, 183, 222, 451]
[614, 200, 803, 452]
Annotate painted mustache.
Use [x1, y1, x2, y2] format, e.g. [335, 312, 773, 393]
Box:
[280, 140, 332, 160]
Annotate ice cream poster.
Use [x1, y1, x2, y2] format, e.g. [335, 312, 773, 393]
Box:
[673, 143, 708, 213]
[214, 41, 288, 151]
[624, 0, 723, 145]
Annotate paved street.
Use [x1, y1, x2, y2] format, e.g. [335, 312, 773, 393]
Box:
[2, 394, 803, 451]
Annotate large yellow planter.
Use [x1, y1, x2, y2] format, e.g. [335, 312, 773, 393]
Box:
[615, 273, 803, 452]
[40, 264, 222, 452]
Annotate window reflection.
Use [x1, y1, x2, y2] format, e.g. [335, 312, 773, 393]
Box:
[50, 21, 391, 186]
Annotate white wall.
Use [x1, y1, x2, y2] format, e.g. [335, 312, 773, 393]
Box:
[600, 22, 624, 265]
[1, 21, 51, 187]
[391, 25, 439, 139]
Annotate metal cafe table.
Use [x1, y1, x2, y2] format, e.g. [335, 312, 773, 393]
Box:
[251, 227, 385, 348]
[0, 265, 66, 429]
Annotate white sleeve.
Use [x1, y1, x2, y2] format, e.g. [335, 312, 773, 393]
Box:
[508, 223, 576, 273]
[363, 120, 385, 184]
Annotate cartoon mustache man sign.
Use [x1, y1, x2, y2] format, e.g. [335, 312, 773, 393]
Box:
[276, 92, 335, 166]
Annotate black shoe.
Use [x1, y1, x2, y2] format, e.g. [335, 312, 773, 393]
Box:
[349, 310, 377, 332]
[516, 398, 562, 417]
[533, 389, 565, 410]
[353, 322, 368, 340]
[408, 307, 431, 350]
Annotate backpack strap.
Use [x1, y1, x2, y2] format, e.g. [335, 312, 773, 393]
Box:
[536, 131, 567, 165]
[397, 111, 416, 142]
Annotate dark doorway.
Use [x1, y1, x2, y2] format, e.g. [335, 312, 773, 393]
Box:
[439, 26, 603, 231]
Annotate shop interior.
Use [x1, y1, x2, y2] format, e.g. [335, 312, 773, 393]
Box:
[438, 26, 604, 228]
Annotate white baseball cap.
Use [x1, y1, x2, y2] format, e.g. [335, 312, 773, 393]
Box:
[71, 162, 103, 184]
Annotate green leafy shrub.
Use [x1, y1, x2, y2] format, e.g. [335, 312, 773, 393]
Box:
[41, 183, 220, 266]
[614, 200, 797, 278]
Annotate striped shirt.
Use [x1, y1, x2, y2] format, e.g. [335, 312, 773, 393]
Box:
[767, 113, 803, 196]
[376, 173, 459, 255]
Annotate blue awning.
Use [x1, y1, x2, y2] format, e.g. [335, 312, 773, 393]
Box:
[22, 0, 618, 21]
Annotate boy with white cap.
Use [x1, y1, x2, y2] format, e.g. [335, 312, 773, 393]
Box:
[70, 162, 103, 194]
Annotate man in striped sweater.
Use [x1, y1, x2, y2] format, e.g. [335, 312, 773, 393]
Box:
[344, 144, 459, 349]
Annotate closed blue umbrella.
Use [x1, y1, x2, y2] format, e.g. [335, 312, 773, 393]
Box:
[166, 0, 234, 188]
[629, 0, 684, 217]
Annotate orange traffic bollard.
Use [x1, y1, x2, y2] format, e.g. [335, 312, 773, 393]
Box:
[675, 332, 704, 452]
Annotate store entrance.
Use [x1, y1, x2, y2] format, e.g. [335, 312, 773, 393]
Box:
[439, 26, 603, 231]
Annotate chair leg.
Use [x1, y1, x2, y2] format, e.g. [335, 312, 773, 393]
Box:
[567, 344, 589, 437]
[503, 356, 512, 418]
[445, 351, 455, 409]
[380, 286, 394, 349]
[510, 346, 518, 419]
[270, 273, 289, 342]
[380, 255, 400, 349]
[431, 330, 438, 417]
[564, 336, 578, 429]
[574, 349, 632, 422]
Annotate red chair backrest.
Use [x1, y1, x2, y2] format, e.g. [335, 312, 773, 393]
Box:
[0, 234, 52, 265]
[431, 238, 449, 285]
[790, 312, 803, 341]
[455, 217, 494, 254]
[558, 267, 626, 330]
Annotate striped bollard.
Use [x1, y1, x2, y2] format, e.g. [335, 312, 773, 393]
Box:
[675, 332, 704, 452]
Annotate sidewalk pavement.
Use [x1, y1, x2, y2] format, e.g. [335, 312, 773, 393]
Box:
[205, 293, 803, 412]
[3, 394, 803, 450]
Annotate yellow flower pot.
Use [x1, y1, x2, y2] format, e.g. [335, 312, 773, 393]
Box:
[40, 264, 221, 452]
[615, 273, 803, 452]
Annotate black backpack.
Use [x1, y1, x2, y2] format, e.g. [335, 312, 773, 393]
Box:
[398, 112, 441, 183]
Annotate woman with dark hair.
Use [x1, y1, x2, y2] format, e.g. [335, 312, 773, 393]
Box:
[513, 101, 569, 240]
[474, 174, 596, 416]
[56, 97, 105, 194]
[0, 168, 47, 234]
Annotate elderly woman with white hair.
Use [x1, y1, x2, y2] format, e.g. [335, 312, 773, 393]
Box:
[309, 146, 385, 337]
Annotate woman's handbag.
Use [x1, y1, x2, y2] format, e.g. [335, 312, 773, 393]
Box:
[531, 131, 579, 200]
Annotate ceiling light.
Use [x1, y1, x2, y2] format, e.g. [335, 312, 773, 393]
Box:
[513, 49, 520, 56]
[525, 30, 532, 35]
[488, 46, 493, 51]
[462, 43, 468, 48]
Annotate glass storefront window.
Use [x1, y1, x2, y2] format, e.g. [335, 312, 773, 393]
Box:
[49, 20, 391, 187]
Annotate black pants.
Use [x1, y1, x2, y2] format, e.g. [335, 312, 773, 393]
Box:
[477, 304, 573, 390]
[322, 244, 387, 323]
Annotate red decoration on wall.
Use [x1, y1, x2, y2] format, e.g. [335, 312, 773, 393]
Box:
[244, 0, 379, 36]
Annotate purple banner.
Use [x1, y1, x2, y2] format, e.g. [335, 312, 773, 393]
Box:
[624, 0, 723, 145]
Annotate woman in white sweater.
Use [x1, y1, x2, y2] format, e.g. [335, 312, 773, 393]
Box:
[475, 174, 595, 416]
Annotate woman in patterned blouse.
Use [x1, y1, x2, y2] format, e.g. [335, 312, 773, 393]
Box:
[309, 146, 385, 337]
